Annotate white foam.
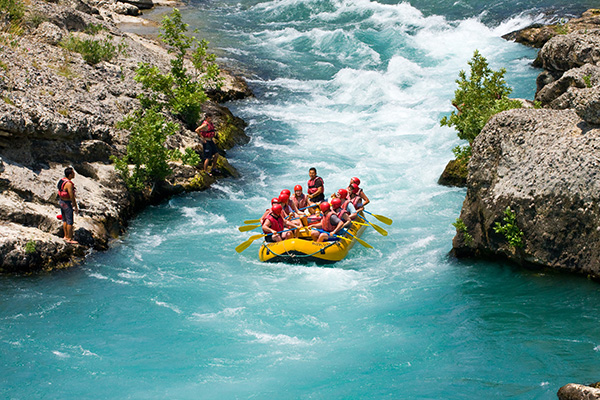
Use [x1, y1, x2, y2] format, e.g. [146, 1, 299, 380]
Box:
[154, 300, 183, 314]
[245, 329, 318, 346]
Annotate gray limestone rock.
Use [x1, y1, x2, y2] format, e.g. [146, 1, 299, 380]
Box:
[452, 108, 600, 277]
[558, 383, 600, 400]
[118, 0, 152, 10]
[34, 22, 65, 45]
[537, 30, 600, 72]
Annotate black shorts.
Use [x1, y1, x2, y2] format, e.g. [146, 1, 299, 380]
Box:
[203, 140, 218, 159]
[312, 194, 325, 203]
[59, 200, 74, 225]
[265, 234, 276, 243]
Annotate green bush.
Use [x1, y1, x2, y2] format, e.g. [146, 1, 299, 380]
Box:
[60, 34, 126, 65]
[493, 206, 524, 249]
[134, 8, 221, 128]
[441, 50, 522, 154]
[0, 0, 24, 25]
[111, 108, 178, 192]
[452, 218, 473, 245]
[168, 147, 201, 166]
[24, 239, 36, 254]
[84, 23, 107, 35]
[583, 74, 592, 88]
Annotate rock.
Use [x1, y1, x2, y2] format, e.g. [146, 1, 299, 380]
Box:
[575, 89, 600, 124]
[111, 1, 140, 16]
[452, 108, 600, 277]
[535, 64, 600, 108]
[34, 22, 64, 45]
[502, 24, 559, 48]
[0, 157, 4, 174]
[537, 31, 600, 73]
[558, 383, 600, 400]
[438, 159, 467, 187]
[118, 0, 152, 10]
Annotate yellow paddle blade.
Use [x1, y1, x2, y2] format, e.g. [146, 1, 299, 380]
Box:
[353, 222, 370, 226]
[235, 233, 267, 253]
[235, 239, 254, 253]
[238, 224, 260, 232]
[244, 219, 261, 224]
[372, 213, 393, 225]
[370, 222, 388, 237]
[354, 236, 374, 249]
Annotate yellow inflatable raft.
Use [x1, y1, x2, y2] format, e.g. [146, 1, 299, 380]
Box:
[258, 217, 367, 263]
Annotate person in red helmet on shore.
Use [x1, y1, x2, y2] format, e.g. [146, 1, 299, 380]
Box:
[262, 204, 292, 242]
[310, 202, 345, 243]
[347, 177, 370, 209]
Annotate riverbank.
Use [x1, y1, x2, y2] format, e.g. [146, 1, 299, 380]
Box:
[0, 0, 252, 273]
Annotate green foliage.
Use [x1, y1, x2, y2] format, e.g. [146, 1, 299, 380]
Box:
[111, 108, 178, 192]
[452, 218, 473, 245]
[168, 147, 201, 166]
[583, 74, 592, 88]
[493, 206, 524, 249]
[60, 34, 126, 65]
[554, 18, 569, 35]
[0, 0, 25, 29]
[533, 100, 542, 109]
[452, 144, 471, 163]
[134, 8, 221, 128]
[24, 239, 36, 254]
[440, 50, 522, 145]
[84, 23, 107, 35]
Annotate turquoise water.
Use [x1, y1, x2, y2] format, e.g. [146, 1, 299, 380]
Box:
[3, 1, 600, 398]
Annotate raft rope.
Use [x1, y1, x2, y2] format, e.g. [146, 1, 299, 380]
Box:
[261, 238, 340, 259]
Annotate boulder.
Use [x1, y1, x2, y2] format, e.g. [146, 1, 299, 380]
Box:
[34, 22, 64, 45]
[438, 159, 467, 187]
[110, 1, 140, 15]
[558, 383, 600, 400]
[535, 64, 600, 108]
[537, 30, 600, 73]
[118, 0, 152, 10]
[452, 108, 600, 277]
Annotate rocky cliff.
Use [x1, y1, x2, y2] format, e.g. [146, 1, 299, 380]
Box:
[0, 0, 251, 272]
[452, 12, 600, 278]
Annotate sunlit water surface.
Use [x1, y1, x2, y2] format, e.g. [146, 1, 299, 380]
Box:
[2, 0, 600, 398]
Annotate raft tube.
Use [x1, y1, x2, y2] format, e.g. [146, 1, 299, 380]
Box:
[258, 216, 367, 263]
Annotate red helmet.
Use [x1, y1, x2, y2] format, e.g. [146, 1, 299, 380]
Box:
[281, 189, 291, 196]
[331, 198, 342, 209]
[272, 204, 283, 215]
[271, 197, 279, 204]
[294, 185, 302, 192]
[352, 177, 360, 186]
[337, 188, 348, 199]
[278, 193, 289, 203]
[350, 183, 359, 193]
[319, 202, 330, 212]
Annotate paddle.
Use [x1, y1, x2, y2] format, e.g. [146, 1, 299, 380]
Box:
[238, 224, 261, 232]
[357, 215, 388, 236]
[341, 229, 374, 249]
[363, 210, 393, 226]
[316, 228, 373, 249]
[235, 227, 302, 253]
[243, 219, 261, 224]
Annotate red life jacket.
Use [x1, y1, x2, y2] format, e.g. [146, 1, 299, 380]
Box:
[291, 193, 308, 209]
[307, 176, 324, 195]
[321, 211, 336, 232]
[57, 178, 74, 199]
[200, 121, 216, 139]
[264, 213, 284, 234]
[334, 207, 348, 221]
[341, 199, 351, 212]
[352, 195, 363, 209]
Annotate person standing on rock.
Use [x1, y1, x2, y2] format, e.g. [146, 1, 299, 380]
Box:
[195, 114, 219, 176]
[57, 167, 78, 245]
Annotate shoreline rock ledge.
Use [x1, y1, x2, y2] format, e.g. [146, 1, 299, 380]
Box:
[0, 0, 252, 273]
[452, 11, 600, 279]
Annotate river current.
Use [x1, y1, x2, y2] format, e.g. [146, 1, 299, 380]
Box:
[3, 0, 600, 398]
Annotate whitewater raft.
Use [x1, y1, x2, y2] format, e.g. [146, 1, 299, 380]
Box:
[258, 214, 367, 263]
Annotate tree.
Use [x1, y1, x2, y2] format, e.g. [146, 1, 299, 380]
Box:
[441, 50, 521, 161]
[135, 8, 222, 128]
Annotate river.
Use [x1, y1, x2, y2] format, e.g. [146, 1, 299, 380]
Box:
[2, 0, 600, 398]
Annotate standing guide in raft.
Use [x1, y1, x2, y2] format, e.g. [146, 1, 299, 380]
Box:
[57, 167, 79, 245]
[195, 113, 219, 176]
[307, 167, 325, 204]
